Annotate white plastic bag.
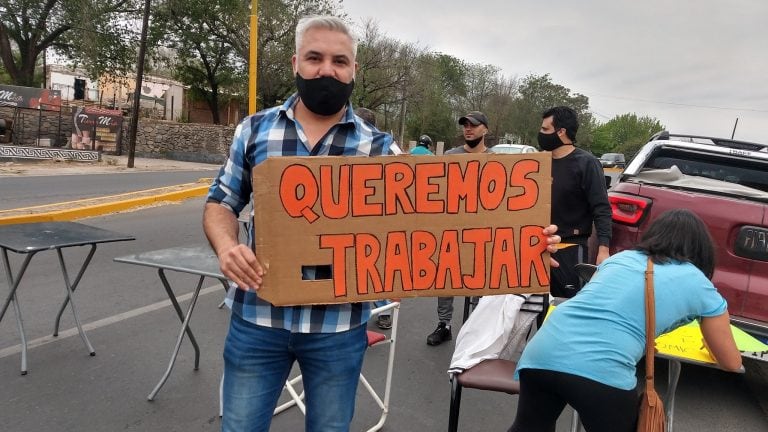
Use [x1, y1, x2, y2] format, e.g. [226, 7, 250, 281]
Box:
[448, 294, 535, 374]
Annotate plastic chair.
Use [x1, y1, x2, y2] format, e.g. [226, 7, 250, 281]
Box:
[448, 295, 584, 432]
[272, 301, 401, 432]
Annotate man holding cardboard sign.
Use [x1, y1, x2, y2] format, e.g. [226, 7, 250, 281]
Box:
[204, 15, 562, 432]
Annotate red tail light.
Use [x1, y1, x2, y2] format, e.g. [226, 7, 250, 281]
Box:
[609, 193, 652, 225]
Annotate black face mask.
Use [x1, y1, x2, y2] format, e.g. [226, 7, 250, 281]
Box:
[465, 136, 483, 148]
[295, 74, 354, 116]
[537, 131, 564, 151]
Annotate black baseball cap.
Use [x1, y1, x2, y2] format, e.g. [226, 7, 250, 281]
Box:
[458, 111, 489, 127]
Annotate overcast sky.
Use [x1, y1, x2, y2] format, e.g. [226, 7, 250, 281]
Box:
[341, 0, 768, 143]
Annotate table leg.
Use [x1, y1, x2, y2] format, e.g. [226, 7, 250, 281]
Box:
[665, 358, 681, 432]
[1, 249, 35, 374]
[217, 279, 229, 309]
[158, 269, 201, 368]
[53, 247, 96, 356]
[53, 244, 96, 337]
[148, 272, 205, 401]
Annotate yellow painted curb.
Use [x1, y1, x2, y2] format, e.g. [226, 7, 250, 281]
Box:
[0, 183, 210, 225]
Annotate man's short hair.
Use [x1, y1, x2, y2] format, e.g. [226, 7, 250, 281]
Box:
[542, 106, 579, 142]
[296, 15, 357, 57]
[355, 107, 376, 127]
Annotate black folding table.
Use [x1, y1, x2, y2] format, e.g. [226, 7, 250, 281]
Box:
[113, 245, 229, 400]
[0, 221, 135, 374]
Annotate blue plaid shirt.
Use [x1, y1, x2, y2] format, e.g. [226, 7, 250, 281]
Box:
[207, 94, 400, 333]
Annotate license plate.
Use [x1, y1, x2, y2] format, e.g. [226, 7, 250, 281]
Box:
[735, 226, 768, 261]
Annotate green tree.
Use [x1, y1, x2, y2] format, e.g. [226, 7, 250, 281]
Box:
[509, 74, 594, 149]
[155, 0, 245, 124]
[593, 113, 664, 158]
[483, 74, 518, 146]
[0, 0, 139, 86]
[403, 52, 465, 147]
[353, 19, 422, 124]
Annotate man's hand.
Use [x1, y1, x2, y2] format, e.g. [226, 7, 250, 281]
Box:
[543, 224, 561, 268]
[595, 245, 610, 265]
[217, 244, 266, 291]
[203, 202, 266, 291]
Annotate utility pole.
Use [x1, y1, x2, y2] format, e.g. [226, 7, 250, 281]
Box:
[127, 0, 152, 168]
[248, 0, 258, 115]
[731, 117, 739, 139]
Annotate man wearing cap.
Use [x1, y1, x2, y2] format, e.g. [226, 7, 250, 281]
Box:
[425, 110, 492, 346]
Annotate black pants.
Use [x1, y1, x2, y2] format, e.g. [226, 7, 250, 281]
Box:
[550, 243, 588, 298]
[508, 369, 638, 432]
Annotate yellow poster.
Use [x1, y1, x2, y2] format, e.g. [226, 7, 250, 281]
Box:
[656, 321, 768, 364]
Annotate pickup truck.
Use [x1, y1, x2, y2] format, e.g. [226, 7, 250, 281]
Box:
[608, 132, 768, 339]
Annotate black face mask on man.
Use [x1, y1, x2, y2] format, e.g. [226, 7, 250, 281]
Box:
[537, 131, 565, 151]
[465, 136, 483, 148]
[295, 73, 355, 116]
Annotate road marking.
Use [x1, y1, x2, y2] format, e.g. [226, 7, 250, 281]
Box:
[0, 285, 224, 359]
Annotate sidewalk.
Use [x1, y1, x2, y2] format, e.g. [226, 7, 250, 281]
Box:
[0, 155, 221, 224]
[0, 154, 221, 177]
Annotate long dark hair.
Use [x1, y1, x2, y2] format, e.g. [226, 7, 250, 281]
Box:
[635, 209, 716, 278]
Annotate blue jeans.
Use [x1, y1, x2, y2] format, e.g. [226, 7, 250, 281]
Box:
[221, 313, 368, 432]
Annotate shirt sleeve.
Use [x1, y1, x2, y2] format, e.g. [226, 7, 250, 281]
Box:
[583, 157, 612, 246]
[206, 120, 253, 216]
[697, 277, 728, 317]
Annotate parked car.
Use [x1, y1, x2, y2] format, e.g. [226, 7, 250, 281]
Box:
[491, 144, 538, 154]
[599, 152, 626, 168]
[608, 131, 768, 338]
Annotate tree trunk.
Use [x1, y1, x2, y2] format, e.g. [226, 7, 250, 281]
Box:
[0, 25, 38, 86]
[207, 85, 221, 125]
[19, 51, 38, 87]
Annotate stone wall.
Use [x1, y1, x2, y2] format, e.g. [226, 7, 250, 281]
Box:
[0, 106, 71, 147]
[0, 106, 234, 164]
[130, 120, 234, 164]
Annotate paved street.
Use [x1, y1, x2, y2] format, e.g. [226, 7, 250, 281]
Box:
[0, 156, 219, 210]
[0, 165, 767, 431]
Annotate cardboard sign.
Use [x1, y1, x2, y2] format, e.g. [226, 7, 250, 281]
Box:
[252, 153, 552, 305]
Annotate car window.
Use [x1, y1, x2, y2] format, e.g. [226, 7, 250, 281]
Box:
[601, 153, 624, 162]
[492, 146, 522, 154]
[645, 150, 768, 193]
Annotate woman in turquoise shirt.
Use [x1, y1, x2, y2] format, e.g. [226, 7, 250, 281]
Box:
[509, 209, 742, 432]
